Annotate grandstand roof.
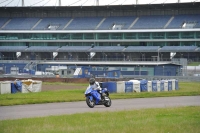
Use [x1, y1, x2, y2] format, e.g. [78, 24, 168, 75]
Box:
[124, 46, 160, 52]
[58, 46, 91, 52]
[25, 46, 59, 52]
[0, 46, 27, 52]
[90, 46, 125, 52]
[0, 2, 199, 12]
[38, 61, 180, 66]
[159, 46, 198, 52]
[0, 0, 198, 7]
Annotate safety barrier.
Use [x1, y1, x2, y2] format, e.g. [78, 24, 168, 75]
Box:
[0, 81, 11, 94]
[0, 79, 42, 94]
[103, 79, 178, 93]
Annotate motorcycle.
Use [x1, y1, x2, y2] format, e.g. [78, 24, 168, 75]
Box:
[84, 86, 112, 108]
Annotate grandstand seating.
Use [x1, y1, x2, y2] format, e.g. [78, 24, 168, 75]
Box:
[34, 18, 71, 30]
[1, 15, 200, 30]
[58, 46, 91, 52]
[0, 17, 9, 28]
[90, 46, 125, 52]
[132, 15, 171, 29]
[0, 46, 28, 52]
[124, 46, 160, 52]
[2, 18, 40, 30]
[159, 46, 198, 52]
[98, 16, 136, 30]
[25, 46, 59, 52]
[65, 17, 103, 30]
[167, 14, 200, 29]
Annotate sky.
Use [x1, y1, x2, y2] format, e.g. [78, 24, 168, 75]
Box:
[0, 0, 199, 7]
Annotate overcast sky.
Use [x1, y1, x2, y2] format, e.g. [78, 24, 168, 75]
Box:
[0, 0, 199, 7]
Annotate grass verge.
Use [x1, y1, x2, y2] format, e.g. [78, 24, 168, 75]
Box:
[188, 62, 200, 66]
[0, 106, 200, 133]
[0, 82, 199, 106]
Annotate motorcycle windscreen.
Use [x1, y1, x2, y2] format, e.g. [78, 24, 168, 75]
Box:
[85, 86, 93, 94]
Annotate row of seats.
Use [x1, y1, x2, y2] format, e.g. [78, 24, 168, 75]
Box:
[132, 15, 171, 29]
[0, 46, 198, 52]
[0, 14, 200, 30]
[3, 18, 40, 30]
[167, 14, 200, 29]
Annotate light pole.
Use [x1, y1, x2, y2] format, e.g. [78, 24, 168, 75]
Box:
[138, 65, 140, 76]
[163, 66, 164, 76]
[2, 64, 4, 74]
[180, 68, 183, 76]
[103, 53, 107, 61]
[157, 48, 161, 61]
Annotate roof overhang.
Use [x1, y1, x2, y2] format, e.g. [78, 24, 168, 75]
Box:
[37, 61, 181, 66]
[0, 2, 200, 12]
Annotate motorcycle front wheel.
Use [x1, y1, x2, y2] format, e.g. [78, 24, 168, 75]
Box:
[104, 97, 112, 107]
[86, 97, 95, 108]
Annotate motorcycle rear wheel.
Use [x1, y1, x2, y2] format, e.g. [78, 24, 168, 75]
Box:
[86, 97, 95, 108]
[104, 97, 111, 107]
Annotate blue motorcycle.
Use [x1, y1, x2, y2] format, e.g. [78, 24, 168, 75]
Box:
[85, 86, 112, 108]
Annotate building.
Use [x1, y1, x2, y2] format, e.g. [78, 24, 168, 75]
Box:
[0, 2, 199, 77]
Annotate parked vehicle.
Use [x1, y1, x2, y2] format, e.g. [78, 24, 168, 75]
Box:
[35, 71, 54, 76]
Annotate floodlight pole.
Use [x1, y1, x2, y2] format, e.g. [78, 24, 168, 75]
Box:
[59, 0, 61, 6]
[22, 0, 25, 7]
[96, 0, 99, 6]
[136, 0, 138, 5]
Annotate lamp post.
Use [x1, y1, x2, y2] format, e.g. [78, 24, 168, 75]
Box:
[5, 65, 6, 74]
[103, 53, 107, 61]
[2, 64, 4, 74]
[160, 54, 163, 61]
[163, 66, 164, 76]
[138, 65, 140, 76]
[180, 68, 183, 76]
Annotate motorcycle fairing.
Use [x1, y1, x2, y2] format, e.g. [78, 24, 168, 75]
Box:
[88, 95, 93, 101]
[90, 90, 101, 104]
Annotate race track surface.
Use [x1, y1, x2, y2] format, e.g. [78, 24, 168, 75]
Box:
[0, 96, 200, 120]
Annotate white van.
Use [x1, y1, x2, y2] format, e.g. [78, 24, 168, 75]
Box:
[45, 72, 54, 75]
[35, 71, 45, 75]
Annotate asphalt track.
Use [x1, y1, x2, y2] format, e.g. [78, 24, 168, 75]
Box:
[0, 96, 200, 120]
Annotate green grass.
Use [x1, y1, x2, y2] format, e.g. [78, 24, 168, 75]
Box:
[0, 82, 200, 133]
[0, 106, 199, 133]
[42, 82, 88, 86]
[0, 89, 86, 106]
[0, 82, 199, 106]
[188, 62, 200, 66]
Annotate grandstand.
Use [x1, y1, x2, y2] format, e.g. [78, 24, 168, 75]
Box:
[0, 1, 200, 77]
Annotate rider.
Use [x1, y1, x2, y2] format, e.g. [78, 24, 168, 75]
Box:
[88, 78, 102, 104]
